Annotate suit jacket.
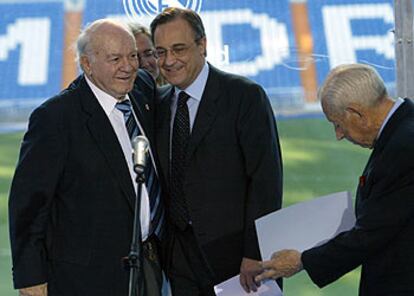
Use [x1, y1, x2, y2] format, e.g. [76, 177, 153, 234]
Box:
[8, 70, 158, 295]
[156, 65, 283, 283]
[302, 99, 414, 296]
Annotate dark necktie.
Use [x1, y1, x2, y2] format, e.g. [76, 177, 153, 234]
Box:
[115, 100, 164, 238]
[170, 91, 191, 230]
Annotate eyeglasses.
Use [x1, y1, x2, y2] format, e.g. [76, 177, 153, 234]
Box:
[138, 49, 157, 63]
[155, 40, 198, 59]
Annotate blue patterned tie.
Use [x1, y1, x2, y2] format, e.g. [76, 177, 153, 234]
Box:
[115, 100, 164, 238]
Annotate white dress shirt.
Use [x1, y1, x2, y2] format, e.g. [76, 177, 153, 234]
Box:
[170, 61, 209, 133]
[85, 76, 150, 240]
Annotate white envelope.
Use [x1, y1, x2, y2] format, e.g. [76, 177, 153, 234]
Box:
[214, 275, 282, 296]
[256, 191, 356, 260]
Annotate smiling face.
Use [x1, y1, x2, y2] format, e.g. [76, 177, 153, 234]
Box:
[153, 17, 206, 89]
[81, 23, 138, 100]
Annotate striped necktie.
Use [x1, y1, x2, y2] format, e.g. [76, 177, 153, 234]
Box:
[115, 100, 164, 238]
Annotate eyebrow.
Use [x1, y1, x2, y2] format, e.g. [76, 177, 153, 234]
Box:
[105, 52, 137, 61]
[106, 53, 121, 58]
[156, 42, 187, 48]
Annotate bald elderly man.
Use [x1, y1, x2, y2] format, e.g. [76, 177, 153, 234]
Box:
[9, 19, 163, 296]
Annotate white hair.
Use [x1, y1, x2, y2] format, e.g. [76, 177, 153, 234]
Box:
[319, 63, 387, 115]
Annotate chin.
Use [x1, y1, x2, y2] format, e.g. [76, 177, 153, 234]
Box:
[359, 143, 372, 149]
[166, 78, 184, 88]
[149, 69, 158, 77]
[164, 71, 183, 84]
[116, 88, 132, 97]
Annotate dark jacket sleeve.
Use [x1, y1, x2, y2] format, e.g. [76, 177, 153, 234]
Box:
[9, 100, 66, 288]
[236, 82, 283, 259]
[302, 129, 414, 287]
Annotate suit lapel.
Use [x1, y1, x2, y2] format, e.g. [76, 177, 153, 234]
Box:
[156, 87, 173, 187]
[357, 99, 413, 210]
[129, 89, 153, 143]
[186, 67, 220, 162]
[78, 76, 135, 210]
[374, 98, 412, 154]
[156, 67, 221, 184]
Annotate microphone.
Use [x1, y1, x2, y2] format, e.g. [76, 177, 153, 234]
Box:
[132, 135, 149, 175]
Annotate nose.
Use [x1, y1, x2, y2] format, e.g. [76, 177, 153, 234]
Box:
[141, 57, 153, 69]
[162, 50, 177, 66]
[121, 56, 138, 72]
[335, 127, 345, 141]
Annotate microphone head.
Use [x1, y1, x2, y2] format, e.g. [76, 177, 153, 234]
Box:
[132, 135, 149, 151]
[132, 135, 149, 175]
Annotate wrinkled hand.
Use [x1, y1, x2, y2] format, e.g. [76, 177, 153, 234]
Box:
[19, 283, 47, 296]
[255, 249, 303, 282]
[239, 257, 262, 293]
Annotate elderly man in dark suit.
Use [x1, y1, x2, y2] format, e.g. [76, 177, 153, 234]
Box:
[256, 63, 414, 296]
[9, 19, 163, 296]
[150, 7, 283, 295]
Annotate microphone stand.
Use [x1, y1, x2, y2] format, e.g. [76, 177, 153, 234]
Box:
[124, 167, 146, 296]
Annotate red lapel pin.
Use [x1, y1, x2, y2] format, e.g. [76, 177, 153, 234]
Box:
[359, 175, 366, 187]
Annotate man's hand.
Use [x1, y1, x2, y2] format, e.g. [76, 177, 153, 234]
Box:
[255, 249, 303, 282]
[19, 283, 48, 296]
[239, 257, 262, 293]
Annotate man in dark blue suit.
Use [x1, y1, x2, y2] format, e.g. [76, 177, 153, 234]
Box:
[9, 19, 163, 296]
[256, 63, 414, 296]
[150, 7, 283, 295]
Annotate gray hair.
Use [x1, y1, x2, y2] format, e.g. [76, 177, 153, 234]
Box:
[76, 19, 134, 68]
[319, 64, 387, 115]
[127, 22, 151, 39]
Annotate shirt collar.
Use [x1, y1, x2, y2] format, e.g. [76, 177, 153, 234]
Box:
[85, 75, 130, 116]
[174, 62, 209, 101]
[377, 97, 404, 139]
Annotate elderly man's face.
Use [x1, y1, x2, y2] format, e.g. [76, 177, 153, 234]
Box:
[82, 26, 138, 100]
[325, 108, 374, 149]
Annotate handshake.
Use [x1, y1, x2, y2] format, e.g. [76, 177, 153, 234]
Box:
[255, 249, 303, 283]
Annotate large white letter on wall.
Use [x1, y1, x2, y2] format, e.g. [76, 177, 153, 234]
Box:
[0, 18, 50, 85]
[323, 3, 394, 68]
[202, 9, 290, 76]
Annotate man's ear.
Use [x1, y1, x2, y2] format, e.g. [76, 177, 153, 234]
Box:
[80, 55, 92, 76]
[197, 36, 207, 57]
[345, 105, 362, 118]
[346, 103, 369, 125]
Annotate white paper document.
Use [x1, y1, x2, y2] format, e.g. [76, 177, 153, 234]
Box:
[214, 275, 282, 296]
[256, 191, 356, 260]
